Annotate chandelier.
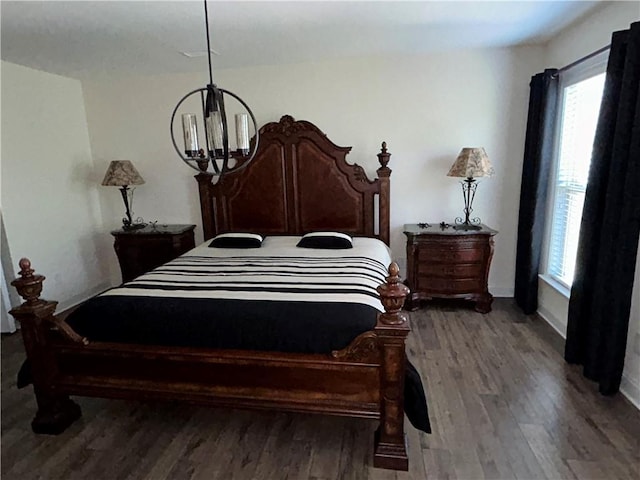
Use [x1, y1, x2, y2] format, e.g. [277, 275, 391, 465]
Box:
[170, 0, 259, 176]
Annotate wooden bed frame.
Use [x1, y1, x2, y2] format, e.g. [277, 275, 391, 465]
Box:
[10, 115, 413, 471]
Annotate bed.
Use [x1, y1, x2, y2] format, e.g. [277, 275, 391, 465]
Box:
[10, 115, 428, 471]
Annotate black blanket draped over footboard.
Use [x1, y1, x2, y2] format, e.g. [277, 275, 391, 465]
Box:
[69, 295, 429, 432]
[18, 294, 431, 433]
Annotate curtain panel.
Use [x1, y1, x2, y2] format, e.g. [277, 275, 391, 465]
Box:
[514, 69, 559, 314]
[565, 22, 640, 395]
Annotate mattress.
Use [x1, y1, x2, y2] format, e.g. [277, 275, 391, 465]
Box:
[67, 236, 391, 353]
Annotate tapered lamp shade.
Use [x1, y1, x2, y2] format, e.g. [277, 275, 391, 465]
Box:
[101, 160, 146, 231]
[101, 160, 145, 186]
[447, 148, 494, 179]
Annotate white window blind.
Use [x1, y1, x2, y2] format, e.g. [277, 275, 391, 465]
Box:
[547, 72, 606, 287]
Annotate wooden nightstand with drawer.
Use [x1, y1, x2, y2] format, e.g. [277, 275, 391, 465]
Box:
[403, 223, 497, 313]
[112, 224, 196, 283]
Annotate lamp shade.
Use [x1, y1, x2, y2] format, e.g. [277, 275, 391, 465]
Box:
[101, 160, 145, 186]
[447, 148, 494, 179]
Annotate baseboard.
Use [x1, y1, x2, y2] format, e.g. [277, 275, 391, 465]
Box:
[537, 305, 639, 411]
[536, 304, 567, 338]
[620, 372, 640, 410]
[491, 287, 514, 298]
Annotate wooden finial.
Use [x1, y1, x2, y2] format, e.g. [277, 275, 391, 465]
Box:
[377, 141, 391, 173]
[377, 262, 410, 322]
[18, 258, 35, 278]
[11, 258, 45, 306]
[10, 258, 89, 345]
[388, 261, 399, 279]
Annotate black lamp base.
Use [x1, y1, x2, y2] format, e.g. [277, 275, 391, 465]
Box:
[119, 186, 146, 231]
[453, 177, 484, 232]
[122, 222, 146, 231]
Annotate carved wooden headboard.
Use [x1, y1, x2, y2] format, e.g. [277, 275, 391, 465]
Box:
[195, 115, 392, 245]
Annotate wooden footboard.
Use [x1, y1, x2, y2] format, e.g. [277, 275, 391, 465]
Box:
[10, 259, 411, 471]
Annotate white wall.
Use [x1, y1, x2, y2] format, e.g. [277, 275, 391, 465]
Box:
[545, 1, 638, 67]
[0, 61, 111, 315]
[536, 1, 640, 407]
[1, 211, 20, 332]
[82, 46, 544, 296]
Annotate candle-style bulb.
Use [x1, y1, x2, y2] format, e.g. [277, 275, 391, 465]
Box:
[235, 113, 250, 154]
[181, 114, 199, 157]
[206, 111, 224, 157]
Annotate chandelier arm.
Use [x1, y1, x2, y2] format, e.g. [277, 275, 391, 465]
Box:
[216, 87, 230, 173]
[200, 90, 211, 156]
[202, 86, 221, 174]
[211, 156, 220, 175]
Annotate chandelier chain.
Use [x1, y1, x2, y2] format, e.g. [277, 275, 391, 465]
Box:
[204, 0, 213, 85]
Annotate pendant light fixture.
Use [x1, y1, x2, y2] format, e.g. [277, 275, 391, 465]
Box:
[170, 0, 259, 176]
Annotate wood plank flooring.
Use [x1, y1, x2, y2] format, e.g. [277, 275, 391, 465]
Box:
[2, 299, 638, 479]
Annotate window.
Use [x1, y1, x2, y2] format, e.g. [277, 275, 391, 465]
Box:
[544, 53, 608, 291]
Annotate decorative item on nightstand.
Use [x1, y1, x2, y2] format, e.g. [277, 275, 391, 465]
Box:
[101, 160, 146, 231]
[447, 147, 494, 230]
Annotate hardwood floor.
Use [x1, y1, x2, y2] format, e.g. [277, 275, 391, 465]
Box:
[2, 299, 638, 479]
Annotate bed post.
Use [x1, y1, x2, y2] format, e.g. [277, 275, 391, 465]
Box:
[377, 142, 391, 246]
[195, 172, 216, 241]
[374, 262, 410, 470]
[9, 258, 82, 434]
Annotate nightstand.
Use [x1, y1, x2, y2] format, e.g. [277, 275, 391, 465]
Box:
[403, 223, 497, 313]
[111, 224, 196, 283]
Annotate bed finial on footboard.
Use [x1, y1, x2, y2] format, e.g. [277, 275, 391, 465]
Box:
[377, 262, 409, 323]
[11, 258, 46, 306]
[9, 259, 83, 434]
[374, 262, 410, 470]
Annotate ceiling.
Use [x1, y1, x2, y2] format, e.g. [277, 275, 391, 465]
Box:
[1, 1, 606, 79]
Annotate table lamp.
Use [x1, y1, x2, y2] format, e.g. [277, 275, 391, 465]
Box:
[101, 160, 146, 230]
[447, 147, 494, 230]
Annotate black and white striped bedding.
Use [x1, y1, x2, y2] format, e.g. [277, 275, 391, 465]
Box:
[100, 236, 392, 312]
[67, 236, 392, 353]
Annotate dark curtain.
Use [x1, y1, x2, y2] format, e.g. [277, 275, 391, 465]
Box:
[514, 69, 559, 314]
[565, 22, 640, 395]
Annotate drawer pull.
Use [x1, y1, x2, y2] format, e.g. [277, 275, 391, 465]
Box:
[418, 263, 483, 277]
[418, 249, 483, 263]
